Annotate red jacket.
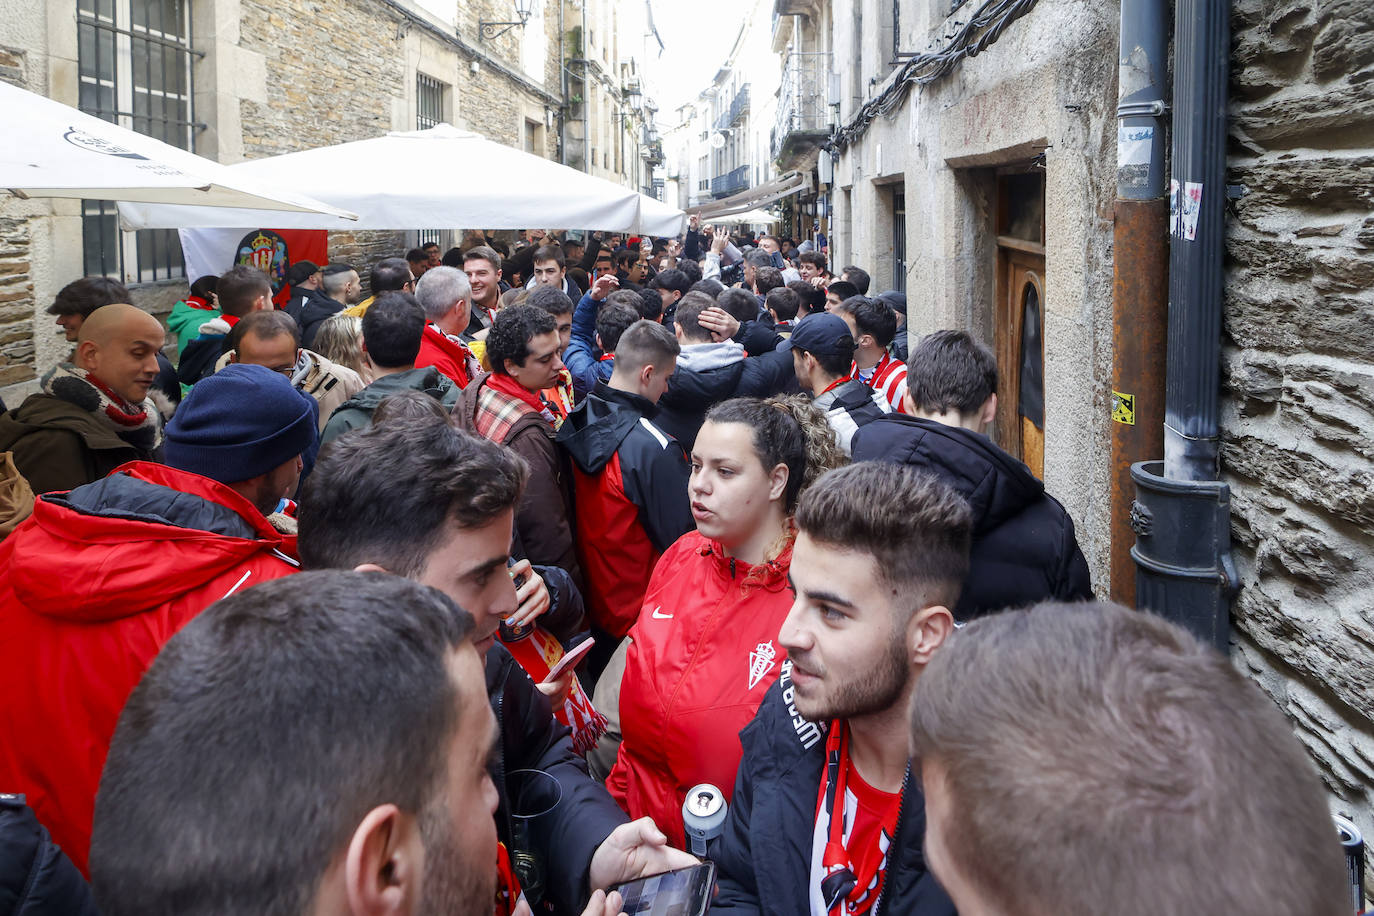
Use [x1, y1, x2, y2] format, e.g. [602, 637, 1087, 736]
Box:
[608, 531, 793, 847]
[557, 384, 694, 638]
[415, 323, 476, 387]
[0, 462, 297, 875]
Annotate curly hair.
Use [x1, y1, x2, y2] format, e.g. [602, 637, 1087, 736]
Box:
[486, 304, 556, 375]
[703, 394, 847, 514]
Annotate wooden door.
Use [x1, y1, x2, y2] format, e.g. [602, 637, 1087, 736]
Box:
[993, 171, 1046, 478]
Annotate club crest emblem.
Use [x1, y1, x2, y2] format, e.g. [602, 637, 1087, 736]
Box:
[748, 640, 777, 690]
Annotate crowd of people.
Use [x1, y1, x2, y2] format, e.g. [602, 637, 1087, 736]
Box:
[0, 219, 1354, 916]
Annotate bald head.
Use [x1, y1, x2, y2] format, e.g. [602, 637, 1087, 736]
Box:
[75, 304, 166, 404]
[77, 303, 163, 348]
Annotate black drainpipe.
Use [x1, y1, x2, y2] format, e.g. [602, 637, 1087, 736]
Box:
[1129, 0, 1238, 650]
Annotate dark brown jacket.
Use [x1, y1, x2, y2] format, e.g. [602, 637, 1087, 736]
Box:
[0, 394, 155, 495]
[454, 372, 582, 587]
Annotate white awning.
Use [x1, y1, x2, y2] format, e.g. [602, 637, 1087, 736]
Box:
[690, 172, 808, 220]
[0, 81, 355, 219]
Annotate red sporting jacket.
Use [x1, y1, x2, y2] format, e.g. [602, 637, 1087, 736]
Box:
[557, 384, 694, 638]
[0, 462, 298, 875]
[415, 323, 476, 388]
[608, 531, 794, 847]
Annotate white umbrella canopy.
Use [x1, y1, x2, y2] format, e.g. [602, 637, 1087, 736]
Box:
[119, 124, 686, 235]
[0, 81, 356, 219]
[635, 193, 686, 237]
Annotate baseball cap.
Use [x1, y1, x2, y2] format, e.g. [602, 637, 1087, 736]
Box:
[778, 313, 855, 359]
[285, 261, 321, 287]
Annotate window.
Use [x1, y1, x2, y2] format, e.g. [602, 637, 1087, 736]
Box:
[417, 73, 445, 130]
[78, 0, 196, 282]
[525, 119, 539, 154]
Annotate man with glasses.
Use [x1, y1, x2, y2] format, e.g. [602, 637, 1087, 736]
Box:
[227, 310, 364, 435]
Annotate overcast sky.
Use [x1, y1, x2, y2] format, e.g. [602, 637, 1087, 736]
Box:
[641, 0, 742, 119]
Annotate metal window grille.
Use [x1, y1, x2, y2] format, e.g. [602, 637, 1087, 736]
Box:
[417, 73, 445, 130]
[78, 0, 197, 283]
[416, 74, 447, 247]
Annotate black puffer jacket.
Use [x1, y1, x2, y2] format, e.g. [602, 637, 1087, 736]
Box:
[0, 794, 99, 915]
[485, 644, 626, 915]
[852, 414, 1092, 619]
[709, 663, 954, 916]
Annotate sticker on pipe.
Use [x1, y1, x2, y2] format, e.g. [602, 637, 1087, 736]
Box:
[1181, 182, 1203, 241]
[1112, 391, 1136, 426]
[1117, 125, 1153, 190]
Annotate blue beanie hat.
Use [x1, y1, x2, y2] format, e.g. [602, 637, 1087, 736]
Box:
[165, 363, 317, 483]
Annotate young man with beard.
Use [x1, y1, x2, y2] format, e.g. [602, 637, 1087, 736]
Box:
[298, 420, 694, 915]
[710, 461, 972, 916]
[90, 573, 504, 916]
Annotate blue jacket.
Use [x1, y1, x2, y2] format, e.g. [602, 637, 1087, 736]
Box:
[565, 293, 616, 401]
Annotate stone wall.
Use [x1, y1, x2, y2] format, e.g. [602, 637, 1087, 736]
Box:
[0, 217, 35, 387]
[1222, 0, 1374, 837]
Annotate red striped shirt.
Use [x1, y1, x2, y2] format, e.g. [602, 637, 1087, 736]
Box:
[854, 353, 908, 413]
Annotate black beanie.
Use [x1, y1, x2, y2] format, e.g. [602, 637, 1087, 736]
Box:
[164, 364, 317, 483]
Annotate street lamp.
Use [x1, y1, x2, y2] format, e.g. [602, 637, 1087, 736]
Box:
[625, 84, 643, 111]
[479, 0, 533, 41]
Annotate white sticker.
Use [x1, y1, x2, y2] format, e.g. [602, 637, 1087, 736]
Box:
[1182, 181, 1203, 241]
[1169, 179, 1181, 237]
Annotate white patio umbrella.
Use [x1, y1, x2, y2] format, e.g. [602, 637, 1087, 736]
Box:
[119, 124, 685, 235]
[635, 193, 686, 237]
[0, 81, 355, 219]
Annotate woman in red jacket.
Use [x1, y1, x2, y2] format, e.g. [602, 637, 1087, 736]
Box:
[607, 395, 846, 846]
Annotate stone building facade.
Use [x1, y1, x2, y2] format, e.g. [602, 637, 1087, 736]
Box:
[815, 0, 1120, 590]
[762, 0, 1374, 839]
[1222, 0, 1374, 841]
[0, 0, 656, 403]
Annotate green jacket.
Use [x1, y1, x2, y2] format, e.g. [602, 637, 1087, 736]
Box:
[319, 367, 460, 445]
[167, 298, 223, 359]
[0, 394, 156, 495]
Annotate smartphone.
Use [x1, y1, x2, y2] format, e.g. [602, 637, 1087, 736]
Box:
[610, 862, 715, 916]
[541, 637, 594, 684]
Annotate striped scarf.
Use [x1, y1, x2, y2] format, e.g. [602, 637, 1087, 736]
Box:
[42, 363, 163, 452]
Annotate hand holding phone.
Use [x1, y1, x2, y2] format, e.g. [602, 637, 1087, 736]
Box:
[609, 862, 715, 916]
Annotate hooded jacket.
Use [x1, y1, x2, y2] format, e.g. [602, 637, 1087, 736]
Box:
[0, 462, 298, 875]
[556, 383, 694, 638]
[851, 414, 1092, 618]
[655, 340, 746, 452]
[564, 292, 617, 400]
[299, 295, 346, 350]
[0, 393, 156, 496]
[815, 378, 892, 456]
[167, 296, 221, 359]
[455, 373, 580, 584]
[0, 795, 99, 916]
[320, 366, 458, 445]
[607, 532, 794, 849]
[708, 663, 955, 916]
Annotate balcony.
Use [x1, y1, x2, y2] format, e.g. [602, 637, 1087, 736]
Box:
[710, 164, 751, 198]
[772, 52, 832, 168]
[715, 84, 750, 132]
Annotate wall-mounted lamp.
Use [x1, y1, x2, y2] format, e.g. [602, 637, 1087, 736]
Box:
[625, 83, 643, 111]
[479, 0, 532, 41]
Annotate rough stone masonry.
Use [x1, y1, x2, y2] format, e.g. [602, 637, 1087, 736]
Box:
[1222, 0, 1374, 843]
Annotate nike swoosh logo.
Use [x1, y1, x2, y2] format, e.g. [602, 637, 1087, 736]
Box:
[651, 607, 674, 619]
